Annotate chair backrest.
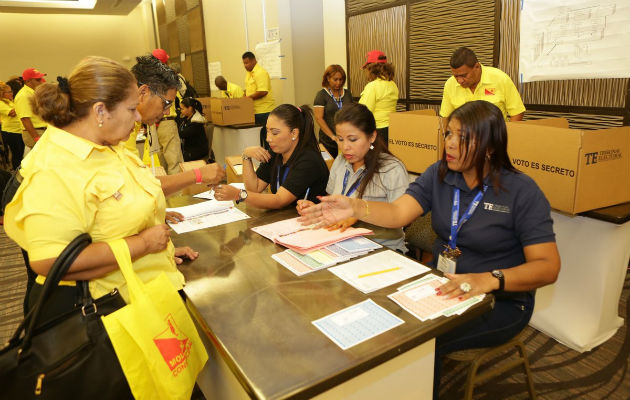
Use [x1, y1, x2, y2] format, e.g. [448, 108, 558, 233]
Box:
[405, 211, 438, 253]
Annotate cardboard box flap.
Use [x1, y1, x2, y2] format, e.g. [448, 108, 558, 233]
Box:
[574, 126, 630, 213]
[506, 122, 582, 213]
[406, 109, 436, 116]
[520, 117, 569, 129]
[389, 112, 443, 174]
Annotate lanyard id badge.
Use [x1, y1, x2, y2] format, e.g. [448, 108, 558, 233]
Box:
[437, 185, 488, 274]
[341, 169, 365, 197]
[276, 165, 290, 191]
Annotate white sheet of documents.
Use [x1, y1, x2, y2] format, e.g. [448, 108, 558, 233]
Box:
[328, 250, 430, 294]
[312, 299, 404, 350]
[166, 200, 249, 234]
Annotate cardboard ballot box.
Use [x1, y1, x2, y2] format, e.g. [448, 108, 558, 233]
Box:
[197, 97, 213, 121]
[319, 144, 334, 170]
[209, 97, 255, 126]
[226, 155, 245, 184]
[388, 109, 444, 174]
[506, 118, 630, 214]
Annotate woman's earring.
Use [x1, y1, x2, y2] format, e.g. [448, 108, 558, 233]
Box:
[292, 136, 296, 141]
[369, 144, 374, 150]
[98, 121, 103, 128]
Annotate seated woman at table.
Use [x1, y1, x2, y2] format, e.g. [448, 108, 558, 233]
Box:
[4, 56, 225, 320]
[213, 104, 329, 209]
[297, 103, 408, 252]
[297, 100, 560, 396]
[178, 97, 209, 162]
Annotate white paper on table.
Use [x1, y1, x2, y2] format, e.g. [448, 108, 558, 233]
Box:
[166, 201, 249, 234]
[193, 183, 246, 200]
[328, 250, 430, 294]
[312, 299, 404, 350]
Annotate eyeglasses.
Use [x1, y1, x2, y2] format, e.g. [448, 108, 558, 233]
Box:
[139, 82, 173, 110]
[155, 92, 173, 110]
[443, 131, 468, 143]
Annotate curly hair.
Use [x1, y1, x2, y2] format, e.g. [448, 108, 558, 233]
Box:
[131, 54, 180, 94]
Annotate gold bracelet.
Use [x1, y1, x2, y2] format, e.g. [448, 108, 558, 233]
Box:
[361, 199, 369, 218]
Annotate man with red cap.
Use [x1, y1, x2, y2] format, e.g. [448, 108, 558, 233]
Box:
[14, 68, 47, 149]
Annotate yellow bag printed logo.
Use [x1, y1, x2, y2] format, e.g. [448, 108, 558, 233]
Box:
[154, 315, 193, 376]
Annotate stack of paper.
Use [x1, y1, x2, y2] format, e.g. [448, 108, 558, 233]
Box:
[388, 274, 485, 322]
[272, 237, 382, 276]
[251, 217, 373, 254]
[166, 200, 250, 234]
[328, 250, 430, 294]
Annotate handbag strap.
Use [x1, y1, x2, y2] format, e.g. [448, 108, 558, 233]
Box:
[107, 239, 144, 304]
[17, 233, 92, 353]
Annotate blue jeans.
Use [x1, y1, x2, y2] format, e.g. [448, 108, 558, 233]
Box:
[433, 297, 533, 399]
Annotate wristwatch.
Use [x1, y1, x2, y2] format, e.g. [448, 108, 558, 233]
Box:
[236, 189, 248, 204]
[491, 269, 505, 291]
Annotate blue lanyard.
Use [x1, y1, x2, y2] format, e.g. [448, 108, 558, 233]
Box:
[326, 88, 344, 109]
[341, 169, 365, 196]
[276, 165, 290, 191]
[448, 185, 488, 250]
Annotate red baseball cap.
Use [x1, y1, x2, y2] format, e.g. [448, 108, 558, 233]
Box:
[362, 50, 387, 69]
[22, 68, 46, 81]
[152, 48, 169, 64]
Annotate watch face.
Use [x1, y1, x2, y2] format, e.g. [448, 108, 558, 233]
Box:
[239, 190, 248, 200]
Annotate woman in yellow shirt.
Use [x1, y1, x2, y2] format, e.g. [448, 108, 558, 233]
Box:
[0, 81, 24, 170]
[358, 50, 399, 147]
[4, 56, 225, 318]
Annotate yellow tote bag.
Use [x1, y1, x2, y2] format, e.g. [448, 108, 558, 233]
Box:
[102, 239, 208, 400]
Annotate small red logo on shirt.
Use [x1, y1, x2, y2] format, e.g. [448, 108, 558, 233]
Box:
[485, 88, 495, 96]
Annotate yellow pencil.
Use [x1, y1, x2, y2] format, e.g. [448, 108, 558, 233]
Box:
[358, 267, 401, 278]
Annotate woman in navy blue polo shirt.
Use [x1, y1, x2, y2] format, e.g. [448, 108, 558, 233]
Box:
[298, 100, 560, 395]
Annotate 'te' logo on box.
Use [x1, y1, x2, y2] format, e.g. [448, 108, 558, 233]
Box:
[584, 152, 598, 165]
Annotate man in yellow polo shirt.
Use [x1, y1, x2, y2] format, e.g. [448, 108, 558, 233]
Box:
[215, 75, 244, 98]
[242, 51, 275, 148]
[14, 68, 47, 149]
[440, 47, 525, 121]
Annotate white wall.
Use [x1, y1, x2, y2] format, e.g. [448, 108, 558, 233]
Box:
[0, 1, 155, 80]
[323, 0, 347, 74]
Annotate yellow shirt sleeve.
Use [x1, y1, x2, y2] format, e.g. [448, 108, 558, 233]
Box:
[502, 76, 526, 117]
[439, 78, 456, 118]
[359, 82, 377, 112]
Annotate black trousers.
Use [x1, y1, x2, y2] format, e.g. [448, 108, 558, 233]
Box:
[1, 130, 24, 170]
[255, 112, 271, 150]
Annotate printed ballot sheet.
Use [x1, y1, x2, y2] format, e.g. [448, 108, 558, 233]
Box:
[312, 299, 404, 350]
[389, 274, 485, 321]
[166, 201, 249, 234]
[328, 250, 430, 294]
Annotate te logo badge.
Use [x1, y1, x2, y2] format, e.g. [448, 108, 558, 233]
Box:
[585, 152, 598, 165]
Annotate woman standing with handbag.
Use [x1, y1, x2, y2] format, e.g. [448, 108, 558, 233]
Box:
[4, 56, 224, 320]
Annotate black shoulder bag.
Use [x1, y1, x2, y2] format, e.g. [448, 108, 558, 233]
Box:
[0, 233, 132, 399]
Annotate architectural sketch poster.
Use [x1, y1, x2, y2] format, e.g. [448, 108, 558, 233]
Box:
[519, 0, 630, 82]
[254, 40, 282, 79]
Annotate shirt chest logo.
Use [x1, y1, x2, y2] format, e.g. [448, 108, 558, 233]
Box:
[483, 202, 510, 213]
[485, 88, 496, 96]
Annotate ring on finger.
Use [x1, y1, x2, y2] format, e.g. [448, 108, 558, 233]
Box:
[459, 282, 472, 293]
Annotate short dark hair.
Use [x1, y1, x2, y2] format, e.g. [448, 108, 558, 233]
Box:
[450, 47, 478, 69]
[242, 51, 256, 60]
[439, 100, 518, 192]
[131, 54, 180, 94]
[181, 97, 203, 115]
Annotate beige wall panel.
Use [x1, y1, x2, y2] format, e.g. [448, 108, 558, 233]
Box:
[185, 0, 199, 11]
[182, 56, 194, 86]
[159, 23, 169, 51]
[192, 52, 210, 97]
[346, 0, 399, 15]
[156, 0, 167, 26]
[348, 5, 407, 99]
[168, 21, 180, 61]
[499, 0, 628, 108]
[0, 5, 152, 79]
[175, 0, 188, 16]
[165, 0, 177, 23]
[188, 7, 204, 53]
[177, 17, 191, 54]
[409, 0, 496, 101]
[523, 110, 625, 130]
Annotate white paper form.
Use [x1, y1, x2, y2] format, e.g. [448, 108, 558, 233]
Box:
[312, 299, 404, 350]
[389, 274, 485, 322]
[328, 250, 430, 294]
[166, 201, 249, 234]
[193, 183, 246, 200]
